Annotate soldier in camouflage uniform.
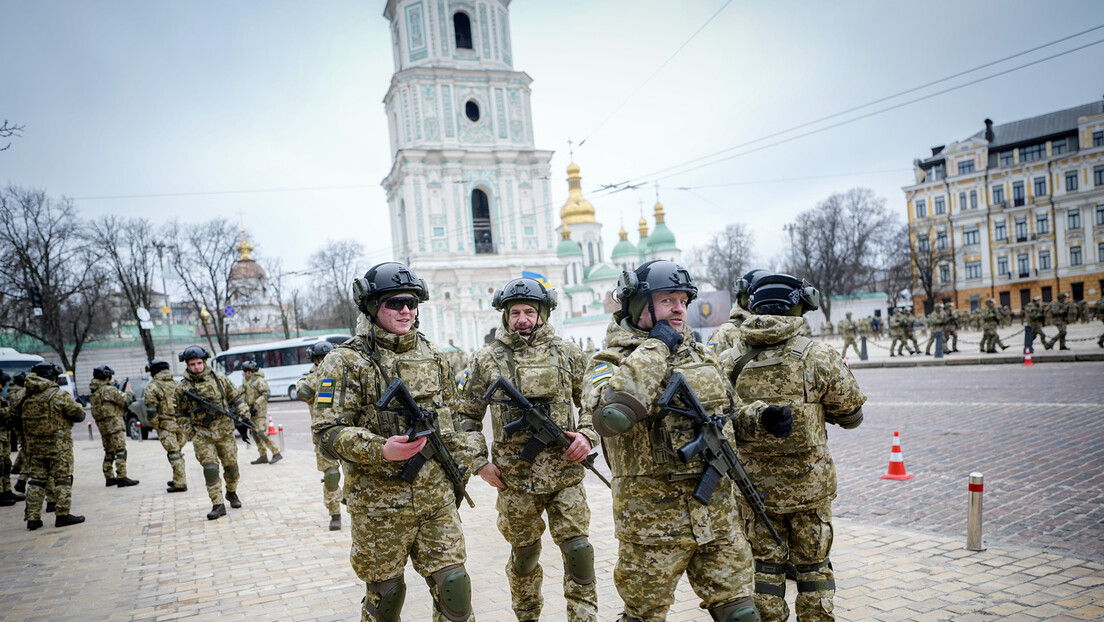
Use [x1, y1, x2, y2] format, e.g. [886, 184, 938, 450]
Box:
[1095, 298, 1104, 347]
[900, 309, 920, 355]
[836, 312, 861, 359]
[719, 274, 866, 622]
[583, 260, 792, 622]
[9, 372, 30, 495]
[709, 269, 769, 356]
[980, 299, 1008, 353]
[296, 340, 344, 531]
[174, 345, 251, 520]
[312, 262, 482, 622]
[1044, 293, 1072, 350]
[887, 309, 905, 356]
[1024, 296, 1048, 350]
[242, 362, 282, 464]
[143, 359, 189, 493]
[89, 366, 139, 487]
[923, 304, 944, 355]
[941, 303, 959, 352]
[11, 363, 86, 530]
[0, 372, 24, 506]
[457, 278, 597, 622]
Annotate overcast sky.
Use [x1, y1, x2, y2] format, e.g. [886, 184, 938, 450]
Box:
[4, 0, 1104, 292]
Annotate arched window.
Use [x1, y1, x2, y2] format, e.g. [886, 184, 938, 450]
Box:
[453, 12, 473, 50]
[472, 189, 494, 254]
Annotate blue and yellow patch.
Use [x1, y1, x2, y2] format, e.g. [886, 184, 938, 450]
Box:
[172, 397, 178, 408]
[707, 342, 717, 351]
[316, 378, 334, 409]
[591, 363, 613, 387]
[456, 369, 469, 395]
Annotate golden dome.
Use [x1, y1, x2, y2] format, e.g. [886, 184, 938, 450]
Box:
[560, 161, 596, 225]
[638, 215, 649, 238]
[619, 223, 629, 241]
[654, 201, 666, 224]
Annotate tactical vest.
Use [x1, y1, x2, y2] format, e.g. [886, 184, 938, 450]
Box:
[22, 387, 67, 439]
[735, 336, 827, 455]
[487, 337, 576, 443]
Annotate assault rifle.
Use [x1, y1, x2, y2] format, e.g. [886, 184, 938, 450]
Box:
[180, 389, 253, 445]
[376, 378, 475, 509]
[657, 372, 783, 546]
[483, 376, 611, 489]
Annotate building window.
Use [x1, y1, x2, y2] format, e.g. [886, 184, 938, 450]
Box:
[1033, 176, 1047, 197]
[1066, 171, 1078, 191]
[963, 226, 979, 246]
[1095, 165, 1104, 186]
[934, 196, 945, 215]
[465, 100, 480, 122]
[965, 260, 982, 279]
[918, 234, 930, 252]
[1068, 209, 1081, 230]
[1020, 144, 1045, 162]
[1012, 181, 1025, 206]
[1016, 253, 1029, 277]
[1070, 245, 1083, 266]
[453, 12, 473, 50]
[914, 199, 927, 219]
[930, 164, 945, 181]
[939, 264, 950, 283]
[936, 231, 948, 249]
[432, 226, 445, 237]
[959, 159, 974, 174]
[992, 185, 1005, 204]
[970, 190, 978, 209]
[1099, 241, 1104, 263]
[1015, 217, 1027, 241]
[1052, 138, 1067, 155]
[1039, 250, 1051, 270]
[1000, 151, 1014, 166]
[1036, 213, 1049, 234]
[1096, 205, 1104, 226]
[997, 256, 1009, 275]
[994, 221, 1007, 241]
[959, 192, 966, 210]
[471, 188, 494, 254]
[1095, 130, 1104, 147]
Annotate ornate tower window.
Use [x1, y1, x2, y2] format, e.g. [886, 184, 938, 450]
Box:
[472, 189, 494, 253]
[465, 100, 480, 122]
[454, 12, 473, 50]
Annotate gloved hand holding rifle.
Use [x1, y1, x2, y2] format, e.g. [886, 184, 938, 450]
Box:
[180, 389, 254, 446]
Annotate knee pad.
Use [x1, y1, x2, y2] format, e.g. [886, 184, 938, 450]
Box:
[323, 467, 341, 492]
[512, 540, 541, 576]
[754, 561, 786, 599]
[29, 479, 47, 488]
[224, 464, 240, 480]
[363, 576, 406, 622]
[56, 476, 73, 487]
[795, 558, 835, 594]
[710, 596, 759, 622]
[559, 535, 595, 585]
[117, 448, 127, 461]
[428, 564, 472, 621]
[203, 464, 220, 485]
[168, 450, 183, 463]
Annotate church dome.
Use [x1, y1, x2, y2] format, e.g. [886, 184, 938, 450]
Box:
[560, 161, 596, 225]
[637, 215, 650, 256]
[648, 201, 678, 252]
[229, 232, 267, 280]
[611, 223, 637, 259]
[557, 226, 583, 257]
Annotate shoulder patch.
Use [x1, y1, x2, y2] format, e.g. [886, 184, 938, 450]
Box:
[315, 378, 334, 409]
[591, 362, 613, 387]
[456, 369, 470, 394]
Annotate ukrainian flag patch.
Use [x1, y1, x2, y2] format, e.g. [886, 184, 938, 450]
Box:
[456, 369, 469, 394]
[591, 363, 613, 387]
[316, 378, 334, 409]
[707, 342, 717, 351]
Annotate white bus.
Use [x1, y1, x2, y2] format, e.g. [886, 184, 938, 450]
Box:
[212, 334, 351, 399]
[0, 347, 78, 401]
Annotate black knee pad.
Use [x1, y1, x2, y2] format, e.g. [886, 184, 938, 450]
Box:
[363, 576, 406, 622]
[203, 464, 220, 485]
[511, 540, 541, 576]
[117, 448, 127, 461]
[710, 596, 759, 622]
[559, 535, 595, 585]
[428, 564, 472, 621]
[224, 464, 239, 480]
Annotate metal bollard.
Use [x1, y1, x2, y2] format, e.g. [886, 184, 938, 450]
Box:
[137, 422, 142, 441]
[965, 472, 986, 551]
[859, 335, 868, 361]
[1024, 324, 1034, 354]
[278, 424, 285, 453]
[935, 329, 944, 358]
[88, 422, 94, 441]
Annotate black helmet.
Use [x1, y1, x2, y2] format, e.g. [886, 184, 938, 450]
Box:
[748, 273, 821, 316]
[614, 260, 697, 325]
[146, 359, 170, 375]
[0, 372, 10, 386]
[31, 362, 61, 380]
[306, 341, 334, 362]
[493, 278, 558, 322]
[92, 365, 115, 380]
[734, 269, 770, 309]
[241, 360, 259, 373]
[13, 372, 27, 386]
[179, 345, 210, 362]
[352, 262, 429, 318]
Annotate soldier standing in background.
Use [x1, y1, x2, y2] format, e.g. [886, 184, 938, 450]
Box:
[458, 278, 597, 622]
[710, 269, 769, 355]
[836, 311, 862, 359]
[89, 366, 139, 487]
[722, 274, 866, 622]
[174, 345, 251, 520]
[143, 359, 188, 493]
[980, 299, 1009, 353]
[1025, 296, 1048, 350]
[12, 363, 86, 530]
[312, 262, 482, 622]
[1095, 297, 1104, 347]
[295, 340, 343, 531]
[9, 372, 30, 496]
[923, 304, 945, 356]
[242, 362, 282, 465]
[901, 309, 921, 355]
[942, 303, 959, 352]
[1045, 293, 1072, 350]
[583, 260, 791, 622]
[0, 372, 24, 506]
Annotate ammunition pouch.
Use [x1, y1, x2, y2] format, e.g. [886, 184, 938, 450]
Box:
[595, 389, 647, 437]
[363, 576, 406, 622]
[560, 535, 595, 585]
[710, 596, 759, 622]
[512, 540, 541, 576]
[427, 564, 472, 621]
[323, 467, 341, 492]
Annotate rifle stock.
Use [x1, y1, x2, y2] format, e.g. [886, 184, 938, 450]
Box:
[180, 389, 253, 445]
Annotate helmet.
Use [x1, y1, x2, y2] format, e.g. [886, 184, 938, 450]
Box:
[30, 362, 61, 380]
[748, 273, 820, 315]
[179, 345, 210, 363]
[933, 303, 942, 310]
[306, 341, 335, 362]
[846, 310, 854, 316]
[986, 298, 995, 305]
[146, 359, 170, 375]
[493, 278, 558, 322]
[241, 360, 259, 373]
[615, 260, 697, 323]
[1032, 295, 1042, 302]
[92, 365, 115, 380]
[13, 372, 26, 386]
[352, 262, 429, 318]
[734, 269, 770, 309]
[0, 372, 10, 386]
[1059, 292, 1070, 299]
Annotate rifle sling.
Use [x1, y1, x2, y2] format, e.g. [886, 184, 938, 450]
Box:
[729, 345, 766, 382]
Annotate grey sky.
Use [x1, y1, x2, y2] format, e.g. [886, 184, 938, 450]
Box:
[4, 0, 1104, 292]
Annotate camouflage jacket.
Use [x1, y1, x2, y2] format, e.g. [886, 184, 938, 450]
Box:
[296, 363, 326, 429]
[14, 373, 85, 449]
[144, 370, 181, 430]
[1047, 300, 1070, 324]
[173, 367, 247, 438]
[722, 315, 866, 512]
[707, 303, 752, 355]
[310, 326, 482, 514]
[242, 370, 268, 415]
[1025, 302, 1045, 324]
[89, 377, 132, 436]
[981, 305, 999, 328]
[456, 322, 595, 495]
[582, 315, 768, 545]
[837, 317, 857, 337]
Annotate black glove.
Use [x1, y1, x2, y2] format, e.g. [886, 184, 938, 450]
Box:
[649, 319, 683, 352]
[249, 406, 257, 416]
[760, 405, 793, 438]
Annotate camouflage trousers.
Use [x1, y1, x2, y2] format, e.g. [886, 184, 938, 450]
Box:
[158, 421, 189, 487]
[980, 326, 1006, 352]
[1027, 322, 1047, 347]
[350, 503, 473, 622]
[0, 429, 10, 493]
[745, 504, 836, 622]
[251, 414, 279, 457]
[840, 336, 860, 359]
[99, 430, 129, 479]
[496, 482, 596, 622]
[24, 443, 75, 521]
[1047, 321, 1068, 349]
[192, 431, 239, 505]
[314, 443, 342, 516]
[615, 533, 755, 622]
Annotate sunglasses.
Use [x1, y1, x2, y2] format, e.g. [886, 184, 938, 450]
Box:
[382, 296, 419, 311]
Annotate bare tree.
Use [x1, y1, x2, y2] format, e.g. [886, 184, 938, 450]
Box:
[783, 187, 896, 320]
[0, 120, 24, 151]
[264, 257, 294, 339]
[704, 223, 755, 295]
[164, 218, 242, 352]
[877, 223, 914, 310]
[0, 186, 111, 371]
[87, 216, 159, 360]
[309, 239, 365, 334]
[906, 223, 956, 313]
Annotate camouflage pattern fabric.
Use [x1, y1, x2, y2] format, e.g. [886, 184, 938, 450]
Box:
[836, 316, 861, 358]
[980, 304, 1006, 351]
[174, 367, 248, 505]
[298, 363, 343, 516]
[90, 377, 133, 480]
[1046, 299, 1071, 349]
[455, 321, 597, 621]
[707, 303, 752, 356]
[14, 373, 85, 520]
[144, 369, 188, 487]
[7, 384, 27, 481]
[244, 370, 279, 457]
[582, 315, 763, 621]
[1096, 298, 1104, 346]
[900, 313, 920, 353]
[0, 395, 10, 493]
[1025, 301, 1048, 346]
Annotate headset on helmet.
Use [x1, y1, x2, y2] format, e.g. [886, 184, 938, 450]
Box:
[13, 372, 27, 386]
[747, 273, 821, 316]
[352, 262, 429, 318]
[492, 277, 558, 325]
[146, 359, 170, 375]
[31, 362, 61, 380]
[179, 345, 210, 363]
[241, 360, 259, 373]
[615, 260, 698, 326]
[92, 365, 115, 380]
[733, 269, 770, 309]
[306, 341, 335, 362]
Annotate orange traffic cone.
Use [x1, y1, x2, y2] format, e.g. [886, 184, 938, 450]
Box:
[267, 413, 277, 436]
[880, 431, 914, 480]
[1022, 347, 1034, 367]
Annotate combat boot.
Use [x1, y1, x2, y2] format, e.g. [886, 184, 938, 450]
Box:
[105, 477, 118, 487]
[0, 492, 15, 506]
[207, 504, 226, 520]
[46, 501, 56, 513]
[55, 514, 85, 528]
[329, 514, 341, 531]
[270, 452, 283, 464]
[116, 477, 140, 487]
[226, 491, 242, 509]
[26, 519, 43, 530]
[166, 484, 188, 493]
[14, 479, 26, 493]
[250, 455, 269, 464]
